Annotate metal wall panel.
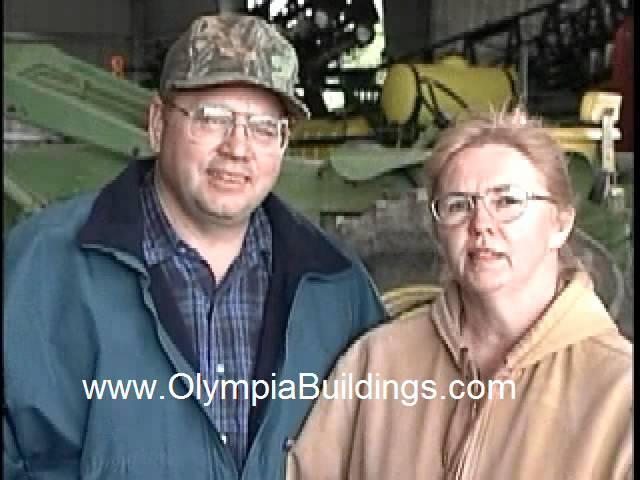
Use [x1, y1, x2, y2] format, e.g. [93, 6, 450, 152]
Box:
[382, 0, 431, 59]
[4, 34, 132, 72]
[4, 0, 131, 34]
[4, 0, 133, 69]
[144, 0, 238, 40]
[427, 0, 591, 64]
[430, 0, 588, 43]
[2, 0, 235, 80]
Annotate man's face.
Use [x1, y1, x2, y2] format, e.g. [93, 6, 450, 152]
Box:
[148, 83, 288, 229]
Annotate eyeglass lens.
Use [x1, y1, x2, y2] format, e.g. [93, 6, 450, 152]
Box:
[189, 105, 286, 146]
[435, 186, 529, 224]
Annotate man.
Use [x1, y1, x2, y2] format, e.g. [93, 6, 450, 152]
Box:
[4, 14, 385, 479]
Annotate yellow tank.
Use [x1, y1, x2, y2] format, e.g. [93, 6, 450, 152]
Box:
[381, 55, 517, 126]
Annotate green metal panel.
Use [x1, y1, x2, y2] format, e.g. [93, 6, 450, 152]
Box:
[4, 43, 152, 157]
[567, 152, 595, 199]
[3, 144, 128, 233]
[4, 194, 26, 232]
[576, 199, 632, 268]
[2, 42, 631, 277]
[3, 143, 418, 231]
[276, 154, 419, 221]
[4, 144, 127, 201]
[328, 144, 426, 182]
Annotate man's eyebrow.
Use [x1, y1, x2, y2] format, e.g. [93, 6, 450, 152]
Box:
[489, 184, 512, 193]
[197, 104, 283, 118]
[199, 104, 232, 113]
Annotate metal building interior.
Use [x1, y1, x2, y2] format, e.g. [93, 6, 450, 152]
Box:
[3, 0, 634, 338]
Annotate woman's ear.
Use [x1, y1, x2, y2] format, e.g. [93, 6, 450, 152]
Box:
[549, 206, 576, 250]
[430, 219, 447, 260]
[148, 95, 164, 154]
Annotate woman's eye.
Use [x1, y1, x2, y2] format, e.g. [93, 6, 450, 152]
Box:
[447, 200, 469, 213]
[495, 195, 523, 208]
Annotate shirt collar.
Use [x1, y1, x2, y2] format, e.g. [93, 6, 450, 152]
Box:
[141, 168, 272, 272]
[141, 171, 182, 266]
[241, 204, 273, 274]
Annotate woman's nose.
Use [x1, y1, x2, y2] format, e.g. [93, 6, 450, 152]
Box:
[468, 198, 495, 232]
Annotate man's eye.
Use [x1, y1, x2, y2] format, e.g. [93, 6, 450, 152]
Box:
[250, 119, 279, 137]
[197, 114, 231, 127]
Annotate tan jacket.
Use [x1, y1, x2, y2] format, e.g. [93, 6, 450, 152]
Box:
[287, 271, 632, 479]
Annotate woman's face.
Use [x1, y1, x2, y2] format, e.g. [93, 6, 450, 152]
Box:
[434, 144, 574, 295]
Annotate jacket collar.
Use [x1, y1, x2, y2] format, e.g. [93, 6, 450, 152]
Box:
[432, 270, 619, 372]
[77, 157, 351, 277]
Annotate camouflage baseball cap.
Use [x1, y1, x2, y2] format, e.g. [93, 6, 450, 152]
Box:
[159, 14, 309, 119]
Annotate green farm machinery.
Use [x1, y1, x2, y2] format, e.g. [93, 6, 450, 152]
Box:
[4, 41, 633, 338]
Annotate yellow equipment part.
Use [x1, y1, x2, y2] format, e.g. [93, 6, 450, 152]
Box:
[289, 115, 374, 161]
[579, 91, 622, 124]
[382, 284, 443, 318]
[381, 55, 517, 126]
[550, 91, 622, 168]
[548, 126, 620, 165]
[290, 115, 373, 141]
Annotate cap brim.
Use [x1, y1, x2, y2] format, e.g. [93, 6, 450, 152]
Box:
[166, 74, 310, 119]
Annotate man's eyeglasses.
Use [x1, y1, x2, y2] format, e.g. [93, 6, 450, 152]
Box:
[164, 100, 289, 148]
[430, 184, 555, 226]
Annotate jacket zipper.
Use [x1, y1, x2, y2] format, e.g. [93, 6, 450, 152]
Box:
[242, 272, 339, 480]
[454, 367, 513, 479]
[458, 396, 494, 480]
[139, 274, 239, 478]
[84, 245, 247, 477]
[241, 275, 309, 480]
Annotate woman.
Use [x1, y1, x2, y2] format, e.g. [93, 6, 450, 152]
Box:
[286, 110, 632, 479]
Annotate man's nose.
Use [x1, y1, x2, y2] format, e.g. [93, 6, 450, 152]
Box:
[219, 122, 249, 158]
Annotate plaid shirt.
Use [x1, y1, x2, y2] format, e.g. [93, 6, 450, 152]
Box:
[140, 172, 272, 468]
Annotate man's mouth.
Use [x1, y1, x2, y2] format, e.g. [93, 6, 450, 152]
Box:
[207, 168, 251, 185]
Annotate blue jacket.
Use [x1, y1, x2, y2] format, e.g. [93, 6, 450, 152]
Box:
[3, 159, 386, 479]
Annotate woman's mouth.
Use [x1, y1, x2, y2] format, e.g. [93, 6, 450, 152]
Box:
[468, 248, 505, 262]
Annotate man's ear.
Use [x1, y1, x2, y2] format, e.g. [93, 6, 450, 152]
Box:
[148, 95, 165, 154]
[549, 206, 576, 250]
[279, 118, 293, 152]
